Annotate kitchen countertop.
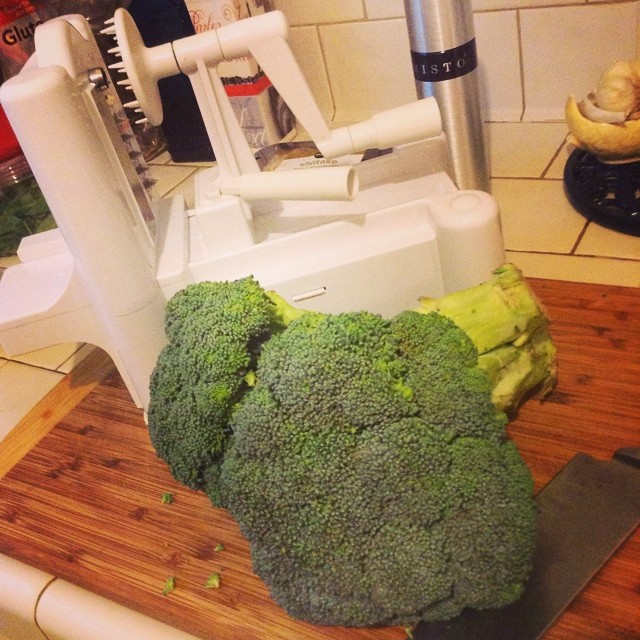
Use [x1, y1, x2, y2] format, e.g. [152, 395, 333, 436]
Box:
[0, 277, 638, 640]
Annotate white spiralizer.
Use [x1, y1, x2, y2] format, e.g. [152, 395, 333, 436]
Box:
[0, 10, 504, 410]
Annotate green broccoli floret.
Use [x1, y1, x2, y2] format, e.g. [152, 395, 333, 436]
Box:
[217, 304, 538, 626]
[149, 264, 556, 628]
[147, 276, 287, 493]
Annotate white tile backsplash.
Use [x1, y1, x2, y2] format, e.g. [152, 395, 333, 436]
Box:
[474, 10, 523, 121]
[276, 0, 639, 125]
[272, 0, 365, 26]
[520, 1, 639, 121]
[288, 26, 335, 120]
[505, 251, 640, 286]
[3, 342, 84, 371]
[491, 178, 588, 252]
[318, 19, 417, 122]
[473, 0, 587, 9]
[577, 224, 640, 260]
[0, 361, 63, 441]
[364, 0, 404, 19]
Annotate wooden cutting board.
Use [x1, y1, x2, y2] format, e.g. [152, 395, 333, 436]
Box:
[0, 278, 638, 640]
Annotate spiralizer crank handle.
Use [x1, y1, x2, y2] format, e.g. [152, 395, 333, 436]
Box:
[316, 98, 443, 158]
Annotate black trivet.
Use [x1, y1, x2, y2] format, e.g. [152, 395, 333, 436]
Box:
[563, 148, 640, 236]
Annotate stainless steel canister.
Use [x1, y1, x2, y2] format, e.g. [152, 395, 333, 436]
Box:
[404, 0, 489, 192]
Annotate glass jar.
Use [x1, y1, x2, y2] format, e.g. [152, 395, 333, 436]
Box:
[0, 153, 54, 257]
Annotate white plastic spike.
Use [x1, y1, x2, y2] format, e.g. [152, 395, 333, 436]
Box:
[108, 61, 125, 70]
[123, 100, 140, 109]
[116, 79, 132, 87]
[107, 46, 120, 54]
[112, 8, 179, 126]
[135, 117, 149, 124]
[104, 16, 115, 25]
[100, 25, 116, 35]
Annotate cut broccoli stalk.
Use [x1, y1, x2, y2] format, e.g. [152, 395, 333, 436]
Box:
[416, 264, 556, 413]
[477, 327, 557, 413]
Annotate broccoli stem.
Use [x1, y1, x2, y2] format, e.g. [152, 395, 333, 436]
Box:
[266, 290, 313, 329]
[416, 264, 547, 353]
[477, 325, 557, 413]
[416, 264, 556, 413]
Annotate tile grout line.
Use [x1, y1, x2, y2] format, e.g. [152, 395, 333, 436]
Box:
[540, 139, 568, 180]
[516, 10, 526, 122]
[570, 221, 591, 255]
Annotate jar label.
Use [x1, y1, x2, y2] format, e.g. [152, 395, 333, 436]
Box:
[0, 1, 41, 78]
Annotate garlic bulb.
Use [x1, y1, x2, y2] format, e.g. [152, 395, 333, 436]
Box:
[594, 60, 640, 118]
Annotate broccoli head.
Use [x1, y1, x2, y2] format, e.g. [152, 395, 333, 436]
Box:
[148, 264, 556, 628]
[217, 306, 537, 626]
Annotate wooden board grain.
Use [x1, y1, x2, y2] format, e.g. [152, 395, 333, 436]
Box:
[0, 347, 114, 480]
[0, 278, 638, 640]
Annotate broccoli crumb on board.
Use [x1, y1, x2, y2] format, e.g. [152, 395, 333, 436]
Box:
[162, 576, 176, 596]
[161, 492, 174, 504]
[204, 573, 221, 589]
[147, 264, 557, 628]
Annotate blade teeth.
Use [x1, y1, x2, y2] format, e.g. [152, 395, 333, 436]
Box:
[100, 25, 116, 35]
[107, 46, 121, 55]
[108, 61, 125, 70]
[136, 117, 149, 125]
[123, 100, 140, 109]
[104, 16, 115, 25]
[116, 79, 132, 87]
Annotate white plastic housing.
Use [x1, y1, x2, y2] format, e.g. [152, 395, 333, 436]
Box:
[0, 63, 168, 409]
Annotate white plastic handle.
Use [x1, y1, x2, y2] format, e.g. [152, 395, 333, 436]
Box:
[317, 98, 443, 158]
[219, 166, 359, 201]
